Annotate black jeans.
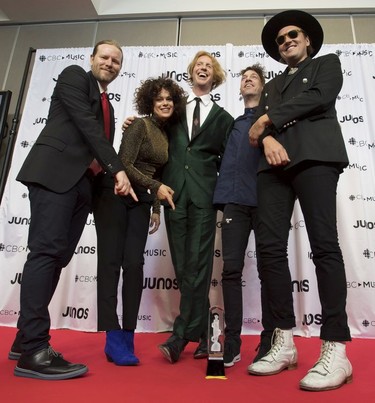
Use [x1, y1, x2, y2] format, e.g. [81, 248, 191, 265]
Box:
[257, 162, 351, 341]
[221, 203, 272, 343]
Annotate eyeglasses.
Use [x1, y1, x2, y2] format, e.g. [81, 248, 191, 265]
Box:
[275, 29, 305, 46]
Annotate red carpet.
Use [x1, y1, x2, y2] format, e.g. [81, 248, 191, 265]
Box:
[1, 326, 372, 402]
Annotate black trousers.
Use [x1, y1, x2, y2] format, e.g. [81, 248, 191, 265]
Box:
[221, 203, 272, 343]
[257, 162, 351, 341]
[94, 186, 151, 331]
[17, 176, 92, 354]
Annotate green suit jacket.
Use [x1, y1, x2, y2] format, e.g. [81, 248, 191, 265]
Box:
[162, 102, 234, 208]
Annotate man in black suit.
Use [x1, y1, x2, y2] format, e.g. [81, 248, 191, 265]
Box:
[10, 39, 136, 380]
[247, 10, 352, 391]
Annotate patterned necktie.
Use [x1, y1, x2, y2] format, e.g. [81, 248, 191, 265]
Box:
[101, 92, 111, 140]
[191, 97, 201, 139]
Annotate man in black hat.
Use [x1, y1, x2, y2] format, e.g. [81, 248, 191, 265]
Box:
[247, 10, 352, 391]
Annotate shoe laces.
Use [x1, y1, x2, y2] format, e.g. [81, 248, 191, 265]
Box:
[312, 341, 335, 373]
[47, 346, 61, 357]
[268, 329, 284, 358]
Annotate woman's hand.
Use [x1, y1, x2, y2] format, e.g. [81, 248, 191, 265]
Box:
[157, 184, 175, 210]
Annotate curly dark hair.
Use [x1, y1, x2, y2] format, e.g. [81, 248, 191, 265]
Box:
[134, 77, 186, 122]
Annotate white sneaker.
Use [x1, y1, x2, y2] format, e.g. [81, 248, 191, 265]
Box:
[248, 328, 297, 375]
[300, 341, 353, 391]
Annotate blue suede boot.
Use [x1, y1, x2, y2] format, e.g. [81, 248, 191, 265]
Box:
[122, 329, 139, 364]
[105, 330, 139, 366]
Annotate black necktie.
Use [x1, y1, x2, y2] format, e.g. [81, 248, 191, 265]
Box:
[191, 97, 201, 139]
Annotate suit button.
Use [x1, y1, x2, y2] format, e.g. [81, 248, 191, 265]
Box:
[265, 106, 269, 111]
[187, 147, 191, 151]
[185, 165, 189, 170]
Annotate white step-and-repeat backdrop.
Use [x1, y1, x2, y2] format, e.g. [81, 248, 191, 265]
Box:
[0, 44, 374, 338]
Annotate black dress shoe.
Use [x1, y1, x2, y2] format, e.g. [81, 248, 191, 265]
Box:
[194, 339, 208, 359]
[14, 347, 88, 380]
[158, 336, 188, 363]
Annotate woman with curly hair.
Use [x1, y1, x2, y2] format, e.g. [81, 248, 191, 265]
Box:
[94, 77, 185, 366]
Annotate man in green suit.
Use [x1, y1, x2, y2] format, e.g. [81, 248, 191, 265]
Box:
[158, 51, 233, 363]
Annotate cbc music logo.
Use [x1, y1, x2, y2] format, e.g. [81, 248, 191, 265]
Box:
[289, 220, 305, 230]
[39, 53, 85, 62]
[20, 140, 36, 149]
[347, 137, 375, 150]
[349, 194, 375, 202]
[75, 274, 97, 283]
[347, 162, 368, 172]
[144, 249, 168, 257]
[138, 51, 179, 59]
[0, 308, 19, 317]
[214, 248, 257, 259]
[337, 93, 364, 102]
[62, 306, 89, 319]
[363, 249, 374, 259]
[362, 319, 375, 328]
[119, 70, 136, 79]
[0, 243, 29, 253]
[348, 281, 375, 288]
[237, 50, 267, 59]
[117, 314, 152, 321]
[243, 317, 261, 325]
[336, 49, 373, 57]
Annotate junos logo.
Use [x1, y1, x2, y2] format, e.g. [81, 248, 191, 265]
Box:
[8, 216, 30, 225]
[339, 114, 364, 124]
[62, 306, 89, 319]
[143, 277, 178, 290]
[302, 313, 322, 326]
[353, 220, 375, 230]
[74, 246, 96, 255]
[292, 279, 309, 293]
[10, 273, 22, 285]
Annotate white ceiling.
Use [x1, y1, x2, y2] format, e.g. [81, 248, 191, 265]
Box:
[0, 0, 374, 24]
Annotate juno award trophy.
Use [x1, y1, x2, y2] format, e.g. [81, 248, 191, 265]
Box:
[205, 306, 226, 379]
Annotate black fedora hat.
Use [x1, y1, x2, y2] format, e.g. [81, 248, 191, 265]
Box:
[261, 10, 324, 62]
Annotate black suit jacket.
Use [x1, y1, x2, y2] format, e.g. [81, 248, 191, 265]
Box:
[257, 54, 349, 172]
[17, 65, 124, 193]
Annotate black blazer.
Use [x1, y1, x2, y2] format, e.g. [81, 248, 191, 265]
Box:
[257, 54, 349, 172]
[17, 65, 124, 193]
